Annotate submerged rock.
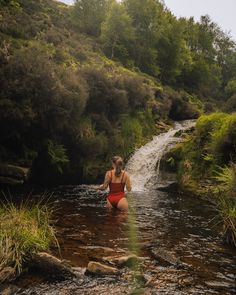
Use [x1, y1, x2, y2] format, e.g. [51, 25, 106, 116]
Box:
[103, 254, 140, 268]
[86, 261, 119, 275]
[151, 248, 181, 267]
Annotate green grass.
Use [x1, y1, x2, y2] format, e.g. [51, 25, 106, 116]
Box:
[217, 195, 236, 246]
[0, 197, 56, 274]
[168, 113, 236, 246]
[214, 164, 236, 246]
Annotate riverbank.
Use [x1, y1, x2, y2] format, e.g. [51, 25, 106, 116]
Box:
[164, 113, 236, 247]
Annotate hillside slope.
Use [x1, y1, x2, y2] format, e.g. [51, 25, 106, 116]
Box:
[0, 0, 200, 184]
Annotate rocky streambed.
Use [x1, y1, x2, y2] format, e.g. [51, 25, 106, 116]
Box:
[3, 185, 235, 294]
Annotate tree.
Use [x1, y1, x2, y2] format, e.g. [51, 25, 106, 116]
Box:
[157, 15, 192, 84]
[73, 0, 109, 36]
[101, 2, 135, 63]
[124, 0, 164, 76]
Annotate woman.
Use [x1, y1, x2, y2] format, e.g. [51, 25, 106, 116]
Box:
[98, 156, 131, 210]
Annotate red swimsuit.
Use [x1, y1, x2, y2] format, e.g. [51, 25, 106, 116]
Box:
[107, 170, 126, 208]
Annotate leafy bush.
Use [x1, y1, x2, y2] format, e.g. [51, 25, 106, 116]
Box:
[224, 94, 236, 113]
[31, 140, 69, 184]
[108, 89, 129, 118]
[79, 133, 108, 157]
[121, 75, 151, 110]
[210, 113, 236, 164]
[121, 116, 143, 157]
[163, 87, 200, 120]
[81, 67, 111, 115]
[225, 80, 236, 96]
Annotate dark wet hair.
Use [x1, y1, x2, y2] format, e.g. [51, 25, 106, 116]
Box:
[112, 156, 123, 177]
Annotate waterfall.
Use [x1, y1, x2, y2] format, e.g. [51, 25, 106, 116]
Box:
[126, 120, 195, 192]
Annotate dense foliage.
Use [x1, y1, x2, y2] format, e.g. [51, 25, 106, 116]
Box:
[73, 0, 236, 104]
[0, 0, 203, 184]
[0, 0, 235, 184]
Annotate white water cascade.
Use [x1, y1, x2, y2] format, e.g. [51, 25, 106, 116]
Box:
[126, 120, 195, 192]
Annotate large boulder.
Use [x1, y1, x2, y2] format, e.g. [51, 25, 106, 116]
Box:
[30, 252, 77, 280]
[0, 164, 29, 185]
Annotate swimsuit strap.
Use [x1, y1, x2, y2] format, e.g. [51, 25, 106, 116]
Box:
[110, 170, 113, 182]
[110, 170, 125, 183]
[120, 171, 125, 183]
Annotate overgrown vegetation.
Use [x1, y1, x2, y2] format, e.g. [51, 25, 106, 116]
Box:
[0, 0, 202, 184]
[165, 113, 236, 246]
[0, 0, 235, 183]
[0, 198, 55, 274]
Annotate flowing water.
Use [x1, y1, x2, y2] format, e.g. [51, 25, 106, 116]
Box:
[126, 120, 195, 191]
[16, 121, 236, 295]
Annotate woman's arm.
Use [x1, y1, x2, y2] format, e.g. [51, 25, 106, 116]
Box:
[97, 171, 111, 190]
[125, 173, 132, 192]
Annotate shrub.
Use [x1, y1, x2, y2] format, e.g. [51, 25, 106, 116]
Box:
[108, 88, 129, 118]
[225, 80, 236, 96]
[164, 88, 200, 120]
[120, 116, 143, 157]
[91, 114, 113, 135]
[31, 141, 69, 184]
[210, 113, 236, 164]
[168, 96, 200, 120]
[224, 94, 236, 113]
[121, 75, 151, 110]
[81, 67, 111, 115]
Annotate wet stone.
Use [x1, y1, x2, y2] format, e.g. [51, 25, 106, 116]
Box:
[103, 254, 140, 268]
[86, 261, 119, 276]
[150, 248, 182, 267]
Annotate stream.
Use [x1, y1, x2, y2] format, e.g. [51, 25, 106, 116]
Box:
[16, 121, 236, 294]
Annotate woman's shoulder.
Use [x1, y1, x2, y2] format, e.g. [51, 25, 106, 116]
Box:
[123, 170, 130, 177]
